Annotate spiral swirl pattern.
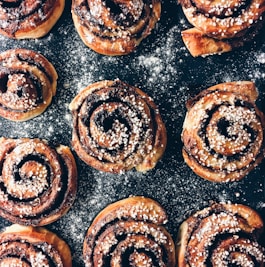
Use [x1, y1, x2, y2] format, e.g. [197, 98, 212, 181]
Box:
[176, 203, 265, 267]
[0, 49, 58, 121]
[0, 224, 72, 266]
[182, 81, 265, 182]
[70, 80, 167, 173]
[179, 0, 265, 56]
[71, 0, 161, 55]
[83, 196, 176, 267]
[0, 137, 77, 226]
[0, 0, 65, 38]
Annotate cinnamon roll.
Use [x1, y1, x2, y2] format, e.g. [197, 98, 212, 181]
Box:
[182, 81, 265, 182]
[0, 224, 72, 266]
[0, 137, 77, 226]
[176, 203, 265, 267]
[0, 0, 65, 39]
[83, 196, 176, 267]
[0, 49, 57, 121]
[69, 79, 167, 173]
[178, 0, 265, 56]
[71, 0, 161, 56]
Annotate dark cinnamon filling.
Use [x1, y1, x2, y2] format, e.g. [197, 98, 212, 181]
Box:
[86, 219, 170, 266]
[0, 70, 44, 112]
[185, 206, 262, 265]
[198, 100, 258, 163]
[76, 86, 154, 160]
[0, 239, 59, 267]
[74, 0, 151, 39]
[17, 53, 54, 83]
[0, 147, 71, 221]
[1, 0, 23, 9]
[206, 236, 262, 266]
[0, 72, 8, 93]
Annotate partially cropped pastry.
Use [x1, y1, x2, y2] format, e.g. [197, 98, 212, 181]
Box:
[178, 0, 265, 56]
[0, 224, 72, 266]
[83, 196, 176, 267]
[0, 137, 77, 226]
[182, 81, 265, 182]
[176, 203, 265, 266]
[71, 0, 161, 55]
[0, 49, 57, 121]
[0, 0, 65, 39]
[69, 79, 167, 173]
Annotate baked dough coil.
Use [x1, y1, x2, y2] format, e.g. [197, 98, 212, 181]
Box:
[71, 0, 161, 55]
[69, 79, 167, 173]
[179, 0, 265, 56]
[182, 81, 265, 182]
[0, 49, 57, 121]
[0, 137, 77, 226]
[0, 224, 72, 266]
[83, 196, 176, 267]
[176, 203, 265, 267]
[0, 0, 65, 39]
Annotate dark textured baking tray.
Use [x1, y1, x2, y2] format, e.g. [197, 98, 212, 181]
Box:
[0, 0, 264, 266]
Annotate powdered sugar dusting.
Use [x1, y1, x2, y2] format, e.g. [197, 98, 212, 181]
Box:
[256, 52, 265, 64]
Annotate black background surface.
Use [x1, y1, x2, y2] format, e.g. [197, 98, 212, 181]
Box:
[0, 1, 264, 266]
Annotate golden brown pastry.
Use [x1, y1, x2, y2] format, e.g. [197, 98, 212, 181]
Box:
[69, 79, 167, 173]
[0, 137, 77, 226]
[176, 203, 265, 267]
[71, 0, 161, 56]
[0, 0, 65, 39]
[83, 196, 176, 267]
[0, 224, 72, 266]
[182, 81, 265, 182]
[0, 48, 57, 121]
[178, 0, 265, 56]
